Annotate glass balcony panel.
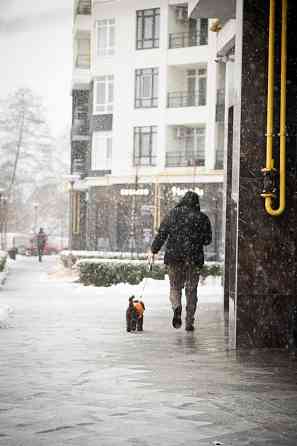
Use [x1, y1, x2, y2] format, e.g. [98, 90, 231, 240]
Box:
[168, 31, 208, 49]
[167, 91, 206, 108]
[165, 150, 205, 167]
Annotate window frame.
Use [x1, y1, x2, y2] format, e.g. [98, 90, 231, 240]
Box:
[173, 126, 206, 167]
[92, 131, 113, 171]
[93, 75, 114, 114]
[186, 67, 207, 106]
[96, 18, 115, 57]
[135, 67, 159, 108]
[133, 126, 157, 167]
[136, 8, 160, 50]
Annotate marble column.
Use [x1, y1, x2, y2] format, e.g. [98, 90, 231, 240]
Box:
[226, 0, 297, 348]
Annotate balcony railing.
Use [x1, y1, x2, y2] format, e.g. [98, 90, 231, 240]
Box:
[76, 0, 91, 15]
[75, 54, 90, 69]
[72, 158, 86, 175]
[166, 151, 205, 168]
[167, 91, 206, 108]
[168, 31, 208, 49]
[133, 155, 157, 167]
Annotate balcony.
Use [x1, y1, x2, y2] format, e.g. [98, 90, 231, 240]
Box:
[169, 31, 208, 49]
[72, 158, 87, 176]
[189, 0, 236, 24]
[168, 91, 206, 108]
[76, 0, 91, 15]
[75, 54, 90, 69]
[133, 155, 157, 167]
[166, 150, 205, 168]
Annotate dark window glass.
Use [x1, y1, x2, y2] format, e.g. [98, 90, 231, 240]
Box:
[136, 8, 160, 50]
[135, 68, 159, 108]
[133, 126, 157, 166]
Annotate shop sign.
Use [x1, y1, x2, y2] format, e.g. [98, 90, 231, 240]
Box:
[120, 188, 150, 196]
[171, 186, 204, 197]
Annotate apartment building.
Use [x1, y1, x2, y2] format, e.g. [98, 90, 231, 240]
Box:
[71, 0, 224, 256]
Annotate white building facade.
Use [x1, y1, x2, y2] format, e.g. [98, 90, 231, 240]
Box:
[71, 0, 224, 255]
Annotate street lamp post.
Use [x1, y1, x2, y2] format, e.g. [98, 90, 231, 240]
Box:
[0, 189, 4, 250]
[64, 174, 81, 254]
[33, 202, 39, 234]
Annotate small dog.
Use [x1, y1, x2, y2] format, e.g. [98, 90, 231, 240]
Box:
[126, 296, 145, 332]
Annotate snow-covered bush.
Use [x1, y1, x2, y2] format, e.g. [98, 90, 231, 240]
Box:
[0, 251, 7, 273]
[77, 259, 166, 287]
[60, 250, 151, 268]
[76, 258, 223, 288]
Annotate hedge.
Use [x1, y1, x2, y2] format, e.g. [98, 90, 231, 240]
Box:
[0, 251, 7, 273]
[76, 258, 223, 287]
[60, 250, 149, 268]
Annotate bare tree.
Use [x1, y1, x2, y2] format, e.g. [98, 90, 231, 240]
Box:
[0, 89, 69, 236]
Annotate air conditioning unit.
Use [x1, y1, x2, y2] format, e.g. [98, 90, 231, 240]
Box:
[175, 6, 188, 23]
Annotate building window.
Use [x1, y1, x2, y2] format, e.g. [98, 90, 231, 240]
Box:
[133, 126, 157, 166]
[166, 126, 205, 167]
[94, 76, 114, 114]
[135, 68, 159, 108]
[187, 68, 207, 106]
[96, 19, 115, 56]
[136, 8, 160, 50]
[92, 132, 112, 170]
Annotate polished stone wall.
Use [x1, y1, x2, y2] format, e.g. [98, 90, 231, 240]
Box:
[227, 0, 297, 347]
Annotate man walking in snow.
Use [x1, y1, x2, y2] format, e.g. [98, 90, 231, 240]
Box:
[36, 228, 47, 263]
[150, 191, 212, 331]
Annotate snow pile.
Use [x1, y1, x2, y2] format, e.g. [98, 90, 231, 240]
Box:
[0, 305, 13, 328]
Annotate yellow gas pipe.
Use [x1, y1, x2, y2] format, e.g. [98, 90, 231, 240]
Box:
[262, 0, 287, 216]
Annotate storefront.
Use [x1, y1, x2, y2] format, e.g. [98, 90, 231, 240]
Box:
[85, 181, 223, 259]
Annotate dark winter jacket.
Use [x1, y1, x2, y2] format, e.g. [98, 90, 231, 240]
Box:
[36, 231, 47, 250]
[151, 191, 212, 267]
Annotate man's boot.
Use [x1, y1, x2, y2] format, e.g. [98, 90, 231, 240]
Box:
[185, 316, 195, 331]
[172, 306, 182, 329]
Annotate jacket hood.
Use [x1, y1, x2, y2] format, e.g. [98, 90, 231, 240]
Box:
[175, 191, 200, 211]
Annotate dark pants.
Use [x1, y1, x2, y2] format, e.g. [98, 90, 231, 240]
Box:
[168, 263, 200, 324]
[38, 248, 44, 262]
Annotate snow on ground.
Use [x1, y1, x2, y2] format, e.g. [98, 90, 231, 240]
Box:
[47, 265, 223, 304]
[0, 305, 13, 328]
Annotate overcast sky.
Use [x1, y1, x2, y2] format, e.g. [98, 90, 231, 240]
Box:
[0, 0, 73, 136]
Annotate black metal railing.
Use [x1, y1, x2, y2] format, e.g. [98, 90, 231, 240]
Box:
[72, 158, 86, 175]
[76, 0, 91, 15]
[166, 151, 205, 168]
[167, 91, 206, 108]
[168, 31, 208, 49]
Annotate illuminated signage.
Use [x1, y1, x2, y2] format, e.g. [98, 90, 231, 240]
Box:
[120, 188, 150, 196]
[171, 186, 204, 197]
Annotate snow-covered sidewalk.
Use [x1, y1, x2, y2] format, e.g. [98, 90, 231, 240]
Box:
[0, 256, 296, 446]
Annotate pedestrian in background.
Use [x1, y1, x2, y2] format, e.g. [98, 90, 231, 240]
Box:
[150, 191, 212, 331]
[36, 228, 47, 263]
